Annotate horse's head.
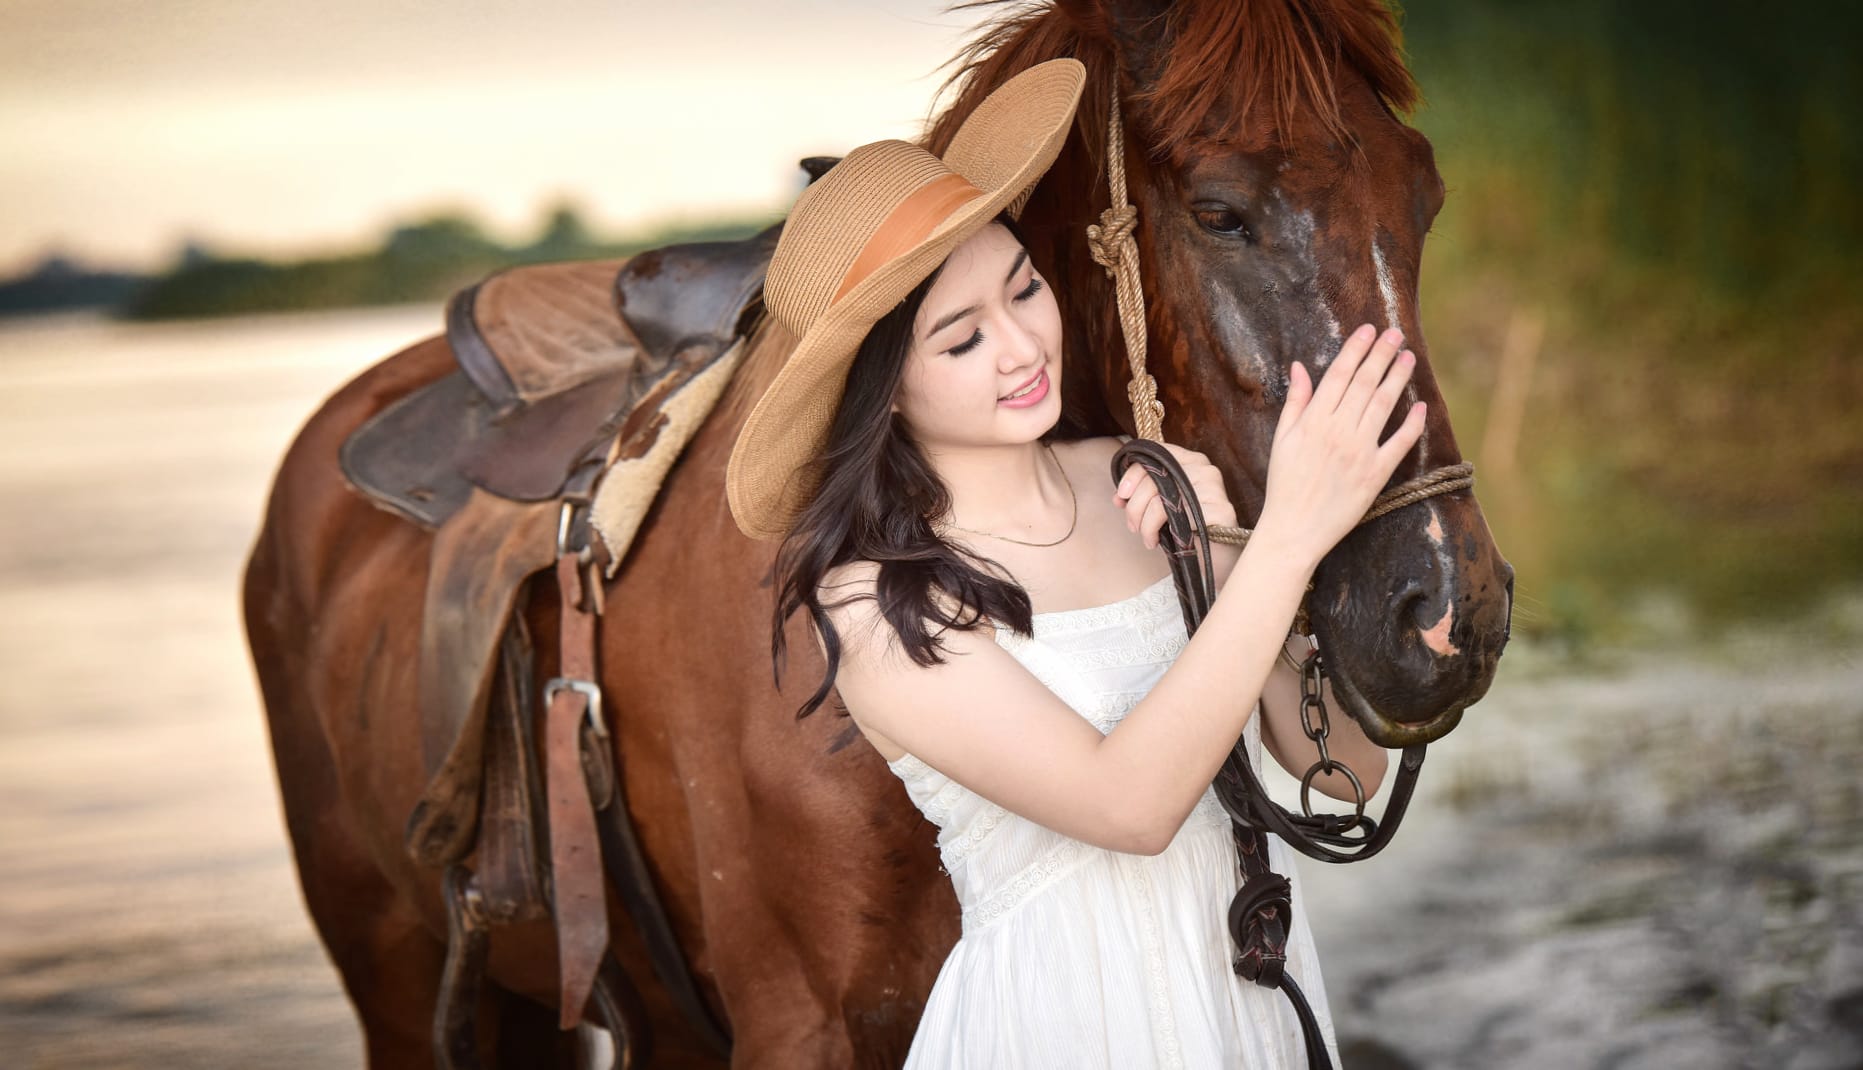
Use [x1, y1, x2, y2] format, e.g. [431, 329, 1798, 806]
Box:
[928, 0, 1513, 746]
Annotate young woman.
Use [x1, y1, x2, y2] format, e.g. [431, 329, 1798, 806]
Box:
[726, 60, 1425, 1068]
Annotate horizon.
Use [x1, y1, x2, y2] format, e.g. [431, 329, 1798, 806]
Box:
[0, 1, 991, 275]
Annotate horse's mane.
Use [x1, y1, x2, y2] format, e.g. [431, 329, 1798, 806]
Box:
[925, 0, 1418, 156]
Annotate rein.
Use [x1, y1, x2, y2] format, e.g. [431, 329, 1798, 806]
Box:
[1084, 76, 1475, 1069]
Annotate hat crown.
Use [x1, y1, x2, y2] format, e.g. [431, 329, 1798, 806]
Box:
[763, 142, 961, 337]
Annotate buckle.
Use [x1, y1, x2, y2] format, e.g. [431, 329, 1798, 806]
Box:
[542, 677, 607, 740]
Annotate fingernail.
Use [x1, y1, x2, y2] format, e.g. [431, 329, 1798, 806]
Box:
[1355, 323, 1375, 339]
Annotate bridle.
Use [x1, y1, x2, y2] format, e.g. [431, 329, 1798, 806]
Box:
[1083, 76, 1475, 1068]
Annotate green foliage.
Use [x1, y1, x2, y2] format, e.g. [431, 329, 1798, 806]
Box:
[1387, 0, 1863, 644]
[124, 203, 780, 321]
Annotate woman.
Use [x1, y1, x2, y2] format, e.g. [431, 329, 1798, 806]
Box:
[727, 60, 1425, 1068]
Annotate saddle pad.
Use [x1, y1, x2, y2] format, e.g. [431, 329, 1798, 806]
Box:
[589, 332, 752, 578]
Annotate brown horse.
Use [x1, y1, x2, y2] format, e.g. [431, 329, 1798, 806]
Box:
[242, 0, 1512, 1065]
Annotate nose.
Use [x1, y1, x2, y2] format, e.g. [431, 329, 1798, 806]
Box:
[1388, 557, 1517, 660]
[996, 306, 1042, 373]
[1389, 578, 1455, 657]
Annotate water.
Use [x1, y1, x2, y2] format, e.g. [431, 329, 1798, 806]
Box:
[0, 308, 441, 1066]
[2, 309, 1856, 1067]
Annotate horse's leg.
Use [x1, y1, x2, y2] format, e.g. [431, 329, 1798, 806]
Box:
[244, 333, 511, 1067]
[246, 532, 449, 1065]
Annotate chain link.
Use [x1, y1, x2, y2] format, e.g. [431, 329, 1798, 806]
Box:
[1291, 647, 1368, 822]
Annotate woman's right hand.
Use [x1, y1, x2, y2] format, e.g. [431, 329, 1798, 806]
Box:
[1254, 324, 1427, 567]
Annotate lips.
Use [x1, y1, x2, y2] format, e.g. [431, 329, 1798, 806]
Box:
[1000, 366, 1045, 400]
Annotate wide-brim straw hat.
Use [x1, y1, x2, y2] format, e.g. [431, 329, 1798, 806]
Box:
[726, 58, 1087, 541]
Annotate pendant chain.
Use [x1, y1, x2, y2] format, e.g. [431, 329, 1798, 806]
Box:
[938, 442, 1078, 548]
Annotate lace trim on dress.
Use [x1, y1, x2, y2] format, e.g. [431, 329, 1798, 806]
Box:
[1049, 633, 1189, 672]
[1023, 573, 1177, 634]
[960, 839, 1091, 932]
[885, 753, 967, 826]
[1127, 859, 1186, 1068]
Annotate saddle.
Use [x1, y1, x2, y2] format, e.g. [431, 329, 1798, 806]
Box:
[341, 223, 781, 530]
[336, 176, 827, 1065]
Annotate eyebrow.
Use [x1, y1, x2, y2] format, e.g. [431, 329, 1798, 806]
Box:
[924, 248, 1031, 341]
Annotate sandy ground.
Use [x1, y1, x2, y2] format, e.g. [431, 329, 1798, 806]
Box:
[1295, 642, 1863, 1069]
[2, 310, 1857, 1068]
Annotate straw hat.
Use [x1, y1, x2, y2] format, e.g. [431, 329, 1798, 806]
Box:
[726, 58, 1087, 541]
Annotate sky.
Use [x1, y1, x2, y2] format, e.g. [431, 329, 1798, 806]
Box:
[0, 0, 996, 272]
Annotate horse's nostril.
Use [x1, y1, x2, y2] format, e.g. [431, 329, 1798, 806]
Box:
[1390, 578, 1430, 628]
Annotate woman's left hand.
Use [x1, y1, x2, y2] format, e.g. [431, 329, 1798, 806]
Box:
[1112, 442, 1239, 550]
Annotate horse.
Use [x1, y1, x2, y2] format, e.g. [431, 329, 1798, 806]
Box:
[242, 0, 1514, 1065]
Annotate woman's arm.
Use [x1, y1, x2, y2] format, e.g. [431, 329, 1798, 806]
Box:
[825, 521, 1320, 856]
[834, 325, 1422, 854]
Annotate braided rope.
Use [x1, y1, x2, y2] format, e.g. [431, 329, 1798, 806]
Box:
[1085, 86, 1165, 446]
[1087, 80, 1474, 548]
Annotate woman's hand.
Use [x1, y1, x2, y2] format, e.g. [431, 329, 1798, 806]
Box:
[1112, 442, 1238, 551]
[1255, 324, 1427, 567]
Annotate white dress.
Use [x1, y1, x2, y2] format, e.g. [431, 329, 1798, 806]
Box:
[885, 574, 1341, 1069]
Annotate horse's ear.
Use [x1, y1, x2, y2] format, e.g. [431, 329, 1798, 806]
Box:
[1053, 0, 1172, 85]
[798, 157, 840, 185]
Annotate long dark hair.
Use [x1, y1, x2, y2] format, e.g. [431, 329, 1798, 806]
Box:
[769, 214, 1086, 720]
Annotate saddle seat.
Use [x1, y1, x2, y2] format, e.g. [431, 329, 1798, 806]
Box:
[340, 221, 781, 529]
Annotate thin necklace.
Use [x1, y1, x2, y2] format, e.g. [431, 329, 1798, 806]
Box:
[939, 442, 1078, 547]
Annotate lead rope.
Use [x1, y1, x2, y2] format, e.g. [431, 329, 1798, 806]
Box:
[1084, 76, 1475, 1070]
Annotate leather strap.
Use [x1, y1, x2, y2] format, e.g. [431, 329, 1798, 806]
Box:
[596, 792, 736, 1057]
[546, 550, 609, 1029]
[831, 172, 983, 302]
[1107, 439, 1334, 1068]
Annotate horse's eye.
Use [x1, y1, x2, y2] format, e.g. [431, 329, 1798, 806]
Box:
[1193, 204, 1253, 241]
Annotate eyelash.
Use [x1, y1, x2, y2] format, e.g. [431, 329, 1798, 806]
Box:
[948, 276, 1044, 356]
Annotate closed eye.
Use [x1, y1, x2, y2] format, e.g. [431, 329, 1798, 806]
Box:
[949, 329, 985, 356]
[948, 275, 1042, 356]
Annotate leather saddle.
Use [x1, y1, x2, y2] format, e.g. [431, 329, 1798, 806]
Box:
[340, 221, 782, 530]
[331, 170, 838, 1064]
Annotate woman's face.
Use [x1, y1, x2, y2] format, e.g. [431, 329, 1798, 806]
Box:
[892, 222, 1064, 450]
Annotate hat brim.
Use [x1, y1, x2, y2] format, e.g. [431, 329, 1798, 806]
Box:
[727, 58, 1087, 541]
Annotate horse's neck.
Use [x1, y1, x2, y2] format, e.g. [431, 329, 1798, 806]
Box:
[716, 315, 799, 432]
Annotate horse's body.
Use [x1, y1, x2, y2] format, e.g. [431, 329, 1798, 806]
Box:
[244, 1, 1513, 1065]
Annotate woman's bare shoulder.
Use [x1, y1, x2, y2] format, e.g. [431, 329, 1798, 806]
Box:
[815, 560, 999, 658]
[814, 560, 1008, 763]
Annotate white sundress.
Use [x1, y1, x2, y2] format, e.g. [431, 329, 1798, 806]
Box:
[885, 573, 1341, 1069]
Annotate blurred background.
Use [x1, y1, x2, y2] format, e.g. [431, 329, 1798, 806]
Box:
[1, 1, 1856, 1067]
